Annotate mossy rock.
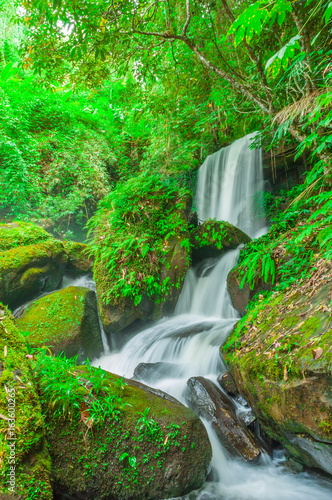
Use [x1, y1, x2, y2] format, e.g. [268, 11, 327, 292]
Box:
[96, 234, 190, 334]
[0, 222, 53, 252]
[16, 287, 103, 360]
[42, 367, 212, 499]
[0, 305, 52, 499]
[222, 259, 332, 476]
[62, 241, 93, 277]
[191, 219, 250, 264]
[0, 239, 67, 310]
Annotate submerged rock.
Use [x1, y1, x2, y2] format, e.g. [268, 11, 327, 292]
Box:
[0, 305, 52, 498]
[133, 362, 183, 383]
[186, 376, 261, 461]
[222, 259, 332, 476]
[16, 286, 103, 359]
[45, 369, 212, 500]
[191, 220, 250, 265]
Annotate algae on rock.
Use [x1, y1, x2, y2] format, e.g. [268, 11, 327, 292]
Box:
[16, 286, 103, 360]
[0, 305, 52, 499]
[0, 239, 67, 310]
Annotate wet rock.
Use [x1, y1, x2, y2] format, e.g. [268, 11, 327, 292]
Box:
[62, 241, 94, 277]
[222, 260, 332, 476]
[16, 286, 103, 360]
[186, 376, 261, 461]
[0, 304, 52, 498]
[46, 369, 212, 500]
[283, 432, 332, 476]
[217, 372, 238, 397]
[191, 220, 250, 265]
[133, 361, 183, 383]
[236, 405, 256, 427]
[188, 211, 198, 228]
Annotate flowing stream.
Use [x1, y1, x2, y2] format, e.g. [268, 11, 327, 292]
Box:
[94, 135, 332, 499]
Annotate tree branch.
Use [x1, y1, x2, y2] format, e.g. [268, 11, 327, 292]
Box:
[220, 0, 274, 112]
[182, 0, 191, 36]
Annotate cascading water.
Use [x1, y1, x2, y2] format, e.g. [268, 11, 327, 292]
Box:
[95, 135, 332, 499]
[195, 133, 266, 237]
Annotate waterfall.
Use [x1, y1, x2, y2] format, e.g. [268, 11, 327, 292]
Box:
[196, 133, 266, 237]
[94, 135, 332, 499]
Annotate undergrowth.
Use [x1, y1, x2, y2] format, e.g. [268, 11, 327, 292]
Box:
[237, 165, 332, 294]
[88, 171, 190, 306]
[34, 352, 126, 425]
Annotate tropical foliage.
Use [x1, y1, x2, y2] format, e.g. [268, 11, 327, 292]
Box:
[0, 0, 331, 298]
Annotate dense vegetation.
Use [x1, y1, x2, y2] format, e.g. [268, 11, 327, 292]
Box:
[1, 1, 332, 496]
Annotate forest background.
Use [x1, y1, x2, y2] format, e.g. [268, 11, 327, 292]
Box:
[0, 0, 332, 297]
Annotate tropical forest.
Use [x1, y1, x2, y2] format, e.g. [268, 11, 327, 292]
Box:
[0, 0, 332, 499]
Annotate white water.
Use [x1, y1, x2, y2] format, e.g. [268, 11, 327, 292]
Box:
[94, 135, 332, 499]
[195, 133, 266, 237]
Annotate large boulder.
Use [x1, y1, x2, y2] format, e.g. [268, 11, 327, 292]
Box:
[0, 305, 52, 499]
[38, 361, 212, 499]
[186, 376, 261, 461]
[0, 221, 53, 251]
[222, 259, 332, 476]
[191, 220, 250, 264]
[96, 234, 190, 334]
[0, 238, 67, 310]
[16, 286, 103, 360]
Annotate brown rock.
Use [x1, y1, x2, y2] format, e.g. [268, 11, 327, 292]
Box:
[186, 376, 261, 461]
[217, 372, 239, 397]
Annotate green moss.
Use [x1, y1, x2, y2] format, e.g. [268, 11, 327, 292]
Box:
[0, 304, 52, 499]
[222, 261, 332, 453]
[36, 359, 211, 499]
[193, 219, 250, 252]
[16, 286, 102, 358]
[62, 240, 93, 276]
[0, 239, 64, 273]
[0, 239, 67, 309]
[0, 222, 52, 252]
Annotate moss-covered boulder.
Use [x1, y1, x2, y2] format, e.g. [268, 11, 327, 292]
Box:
[222, 259, 332, 476]
[0, 305, 52, 499]
[62, 241, 93, 277]
[16, 287, 103, 359]
[96, 234, 190, 334]
[191, 219, 250, 264]
[0, 222, 53, 252]
[0, 238, 67, 310]
[37, 358, 212, 499]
